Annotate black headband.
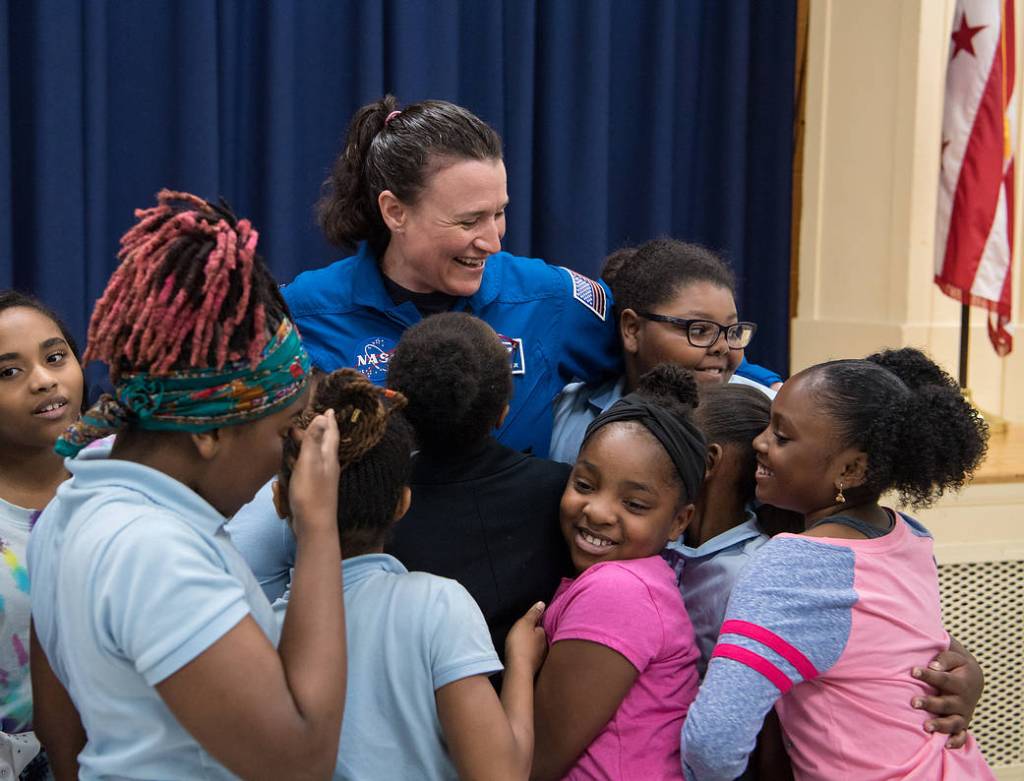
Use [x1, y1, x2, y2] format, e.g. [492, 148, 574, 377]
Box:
[583, 393, 707, 502]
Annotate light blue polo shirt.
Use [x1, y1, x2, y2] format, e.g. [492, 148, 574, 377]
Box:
[274, 553, 501, 781]
[549, 373, 777, 466]
[663, 513, 768, 677]
[27, 443, 278, 780]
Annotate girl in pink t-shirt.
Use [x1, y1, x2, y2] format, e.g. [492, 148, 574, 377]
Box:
[531, 365, 704, 780]
[681, 348, 994, 781]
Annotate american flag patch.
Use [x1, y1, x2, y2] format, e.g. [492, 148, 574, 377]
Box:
[562, 267, 607, 321]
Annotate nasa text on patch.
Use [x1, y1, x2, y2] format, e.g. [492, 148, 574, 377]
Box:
[353, 336, 397, 383]
[562, 267, 607, 321]
[498, 334, 526, 375]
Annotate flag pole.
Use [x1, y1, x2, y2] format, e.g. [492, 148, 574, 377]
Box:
[958, 302, 970, 388]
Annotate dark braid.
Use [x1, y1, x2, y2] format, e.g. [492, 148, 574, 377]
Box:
[280, 369, 414, 551]
[87, 190, 289, 380]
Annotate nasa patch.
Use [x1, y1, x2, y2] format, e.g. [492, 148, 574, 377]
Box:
[498, 334, 526, 375]
[562, 267, 607, 321]
[353, 336, 397, 383]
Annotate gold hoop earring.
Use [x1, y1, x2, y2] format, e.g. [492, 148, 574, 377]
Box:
[835, 483, 846, 504]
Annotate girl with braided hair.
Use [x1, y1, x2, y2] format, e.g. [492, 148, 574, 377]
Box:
[681, 348, 993, 780]
[27, 191, 346, 780]
[273, 368, 547, 781]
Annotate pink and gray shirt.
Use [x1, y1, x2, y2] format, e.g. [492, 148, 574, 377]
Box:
[681, 513, 994, 781]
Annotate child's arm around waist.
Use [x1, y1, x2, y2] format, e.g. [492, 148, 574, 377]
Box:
[681, 537, 857, 781]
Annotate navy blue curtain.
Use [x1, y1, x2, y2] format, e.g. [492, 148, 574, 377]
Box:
[1, 0, 796, 379]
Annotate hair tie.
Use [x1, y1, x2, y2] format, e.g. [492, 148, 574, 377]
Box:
[384, 110, 402, 125]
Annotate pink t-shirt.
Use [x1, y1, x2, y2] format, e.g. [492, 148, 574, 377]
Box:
[543, 555, 701, 780]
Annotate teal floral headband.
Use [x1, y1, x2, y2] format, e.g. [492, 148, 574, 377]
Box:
[56, 318, 310, 457]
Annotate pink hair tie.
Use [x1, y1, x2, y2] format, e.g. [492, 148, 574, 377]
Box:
[385, 110, 402, 125]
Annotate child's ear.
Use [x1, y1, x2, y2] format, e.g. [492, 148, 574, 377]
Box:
[190, 429, 222, 461]
[377, 190, 408, 233]
[668, 502, 697, 542]
[392, 485, 412, 523]
[495, 403, 510, 430]
[704, 443, 724, 481]
[836, 449, 869, 490]
[619, 308, 642, 355]
[271, 479, 290, 521]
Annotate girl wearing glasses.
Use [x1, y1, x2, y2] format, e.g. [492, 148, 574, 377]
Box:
[550, 239, 769, 466]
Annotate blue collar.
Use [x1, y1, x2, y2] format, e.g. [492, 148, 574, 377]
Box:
[342, 552, 408, 587]
[349, 242, 503, 317]
[66, 443, 229, 536]
[587, 376, 627, 416]
[666, 510, 763, 560]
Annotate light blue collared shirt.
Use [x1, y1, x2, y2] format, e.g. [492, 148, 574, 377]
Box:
[274, 553, 502, 781]
[28, 443, 278, 780]
[663, 512, 768, 677]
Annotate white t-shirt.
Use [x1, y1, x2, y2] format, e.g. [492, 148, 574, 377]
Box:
[28, 444, 278, 780]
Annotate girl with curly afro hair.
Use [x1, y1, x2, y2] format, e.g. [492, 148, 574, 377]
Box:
[681, 347, 994, 781]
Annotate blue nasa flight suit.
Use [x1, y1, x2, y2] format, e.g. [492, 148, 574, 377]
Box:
[282, 243, 622, 457]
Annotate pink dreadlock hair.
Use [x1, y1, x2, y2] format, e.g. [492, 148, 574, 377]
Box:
[86, 190, 289, 381]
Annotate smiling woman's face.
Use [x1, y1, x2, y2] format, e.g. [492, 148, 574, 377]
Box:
[381, 157, 509, 297]
[627, 281, 743, 384]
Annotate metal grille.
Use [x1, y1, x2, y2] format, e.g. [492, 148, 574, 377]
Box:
[938, 560, 1024, 768]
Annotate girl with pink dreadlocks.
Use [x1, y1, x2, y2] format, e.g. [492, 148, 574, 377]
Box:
[28, 191, 347, 780]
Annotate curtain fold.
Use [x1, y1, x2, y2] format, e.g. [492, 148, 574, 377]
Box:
[1, 0, 796, 374]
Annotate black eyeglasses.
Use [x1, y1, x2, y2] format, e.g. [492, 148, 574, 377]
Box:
[637, 312, 757, 349]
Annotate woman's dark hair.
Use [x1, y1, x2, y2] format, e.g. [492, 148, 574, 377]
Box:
[694, 383, 803, 535]
[609, 239, 736, 322]
[280, 369, 415, 552]
[317, 95, 504, 257]
[387, 312, 511, 453]
[802, 347, 988, 508]
[0, 290, 81, 360]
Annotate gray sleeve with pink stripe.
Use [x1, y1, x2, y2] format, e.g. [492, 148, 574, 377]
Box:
[681, 536, 857, 781]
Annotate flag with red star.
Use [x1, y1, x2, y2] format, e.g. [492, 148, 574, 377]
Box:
[936, 0, 1016, 355]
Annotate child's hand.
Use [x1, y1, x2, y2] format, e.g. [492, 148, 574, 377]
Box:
[286, 410, 340, 536]
[911, 646, 983, 748]
[505, 601, 548, 674]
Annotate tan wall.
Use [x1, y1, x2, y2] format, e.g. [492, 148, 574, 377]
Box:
[795, 0, 1024, 421]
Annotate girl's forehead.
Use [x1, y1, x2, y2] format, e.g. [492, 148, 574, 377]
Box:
[661, 281, 737, 318]
[581, 423, 677, 485]
[0, 307, 64, 346]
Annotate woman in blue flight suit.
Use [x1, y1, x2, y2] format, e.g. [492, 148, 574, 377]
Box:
[283, 95, 619, 458]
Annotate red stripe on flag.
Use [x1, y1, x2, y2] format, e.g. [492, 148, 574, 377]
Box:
[937, 42, 1007, 292]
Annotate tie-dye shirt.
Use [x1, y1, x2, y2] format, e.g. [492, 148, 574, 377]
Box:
[0, 497, 35, 733]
